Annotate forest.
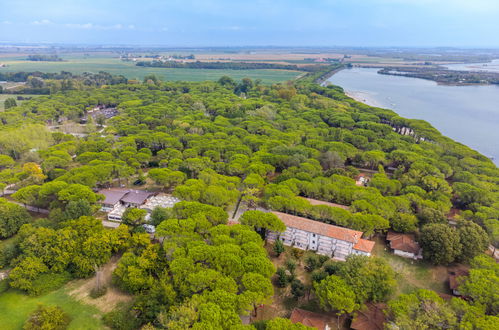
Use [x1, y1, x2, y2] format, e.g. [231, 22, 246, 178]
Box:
[0, 68, 497, 329]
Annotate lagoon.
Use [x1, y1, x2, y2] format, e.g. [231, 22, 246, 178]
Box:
[326, 68, 499, 164]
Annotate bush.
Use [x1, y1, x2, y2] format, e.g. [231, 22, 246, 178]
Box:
[103, 303, 140, 330]
[304, 255, 321, 272]
[23, 305, 70, 330]
[285, 259, 296, 273]
[273, 239, 285, 257]
[30, 272, 71, 296]
[275, 267, 288, 288]
[89, 285, 107, 299]
[291, 279, 305, 299]
[311, 269, 328, 283]
[0, 239, 19, 268]
[0, 279, 9, 294]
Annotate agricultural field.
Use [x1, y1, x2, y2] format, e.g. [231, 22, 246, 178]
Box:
[0, 55, 301, 84]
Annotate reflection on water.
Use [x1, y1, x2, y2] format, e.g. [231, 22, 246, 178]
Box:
[327, 68, 499, 164]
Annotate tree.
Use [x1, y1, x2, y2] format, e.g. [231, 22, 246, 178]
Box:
[266, 317, 314, 329]
[273, 239, 285, 257]
[240, 210, 285, 241]
[150, 206, 173, 226]
[387, 289, 457, 329]
[314, 275, 357, 317]
[0, 199, 32, 238]
[63, 200, 93, 220]
[336, 255, 396, 304]
[420, 224, 462, 265]
[122, 208, 148, 227]
[456, 221, 489, 262]
[23, 305, 70, 330]
[459, 255, 499, 315]
[4, 97, 17, 110]
[9, 256, 49, 294]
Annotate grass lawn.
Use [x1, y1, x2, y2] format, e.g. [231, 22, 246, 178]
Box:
[0, 287, 104, 330]
[372, 236, 449, 296]
[0, 56, 301, 84]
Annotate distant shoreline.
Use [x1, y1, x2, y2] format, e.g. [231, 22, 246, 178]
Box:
[344, 90, 386, 108]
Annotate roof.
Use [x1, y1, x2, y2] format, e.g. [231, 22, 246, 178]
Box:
[98, 188, 155, 206]
[350, 303, 387, 330]
[353, 239, 375, 253]
[120, 189, 155, 205]
[302, 197, 350, 210]
[272, 211, 363, 244]
[290, 308, 331, 329]
[386, 232, 421, 255]
[98, 188, 129, 205]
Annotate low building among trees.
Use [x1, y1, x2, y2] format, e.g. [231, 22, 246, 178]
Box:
[386, 231, 422, 260]
[268, 211, 375, 261]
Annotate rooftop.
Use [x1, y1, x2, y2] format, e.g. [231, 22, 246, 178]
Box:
[350, 303, 386, 330]
[98, 188, 129, 205]
[120, 189, 155, 205]
[386, 231, 421, 255]
[272, 211, 364, 244]
[353, 239, 376, 253]
[290, 308, 332, 330]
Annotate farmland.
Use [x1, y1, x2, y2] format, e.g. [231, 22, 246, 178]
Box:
[0, 55, 301, 84]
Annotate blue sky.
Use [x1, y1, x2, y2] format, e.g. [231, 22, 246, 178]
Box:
[1, 0, 498, 47]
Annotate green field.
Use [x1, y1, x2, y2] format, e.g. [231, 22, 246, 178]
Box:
[0, 56, 301, 84]
[0, 94, 39, 111]
[0, 288, 103, 330]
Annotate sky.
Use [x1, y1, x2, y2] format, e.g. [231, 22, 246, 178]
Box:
[1, 0, 499, 47]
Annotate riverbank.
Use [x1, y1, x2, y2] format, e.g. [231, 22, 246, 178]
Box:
[344, 90, 386, 108]
[327, 67, 499, 165]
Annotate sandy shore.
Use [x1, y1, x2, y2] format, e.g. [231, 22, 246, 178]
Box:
[344, 90, 386, 108]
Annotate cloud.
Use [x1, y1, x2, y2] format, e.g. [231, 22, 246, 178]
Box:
[2, 21, 12, 24]
[64, 22, 130, 30]
[31, 19, 52, 25]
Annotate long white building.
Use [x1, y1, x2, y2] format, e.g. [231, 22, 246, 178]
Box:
[268, 211, 375, 261]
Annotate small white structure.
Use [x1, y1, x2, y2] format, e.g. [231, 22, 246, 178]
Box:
[107, 204, 127, 221]
[268, 212, 375, 261]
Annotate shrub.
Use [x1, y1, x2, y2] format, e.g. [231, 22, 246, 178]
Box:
[23, 305, 70, 330]
[89, 285, 107, 299]
[30, 272, 71, 296]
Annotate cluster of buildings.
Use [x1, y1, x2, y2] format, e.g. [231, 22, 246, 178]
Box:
[99, 188, 180, 222]
[268, 211, 375, 261]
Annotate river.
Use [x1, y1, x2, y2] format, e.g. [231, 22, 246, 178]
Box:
[326, 68, 499, 165]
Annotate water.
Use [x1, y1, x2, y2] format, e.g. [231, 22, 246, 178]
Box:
[326, 68, 499, 164]
[445, 59, 499, 73]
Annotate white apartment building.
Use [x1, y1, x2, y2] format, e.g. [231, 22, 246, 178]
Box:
[268, 211, 375, 261]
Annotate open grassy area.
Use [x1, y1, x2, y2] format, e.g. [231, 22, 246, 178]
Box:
[0, 94, 39, 111]
[372, 237, 449, 296]
[0, 288, 104, 330]
[0, 56, 301, 84]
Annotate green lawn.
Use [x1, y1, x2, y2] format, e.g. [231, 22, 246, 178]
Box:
[0, 56, 301, 84]
[372, 237, 449, 296]
[0, 288, 104, 330]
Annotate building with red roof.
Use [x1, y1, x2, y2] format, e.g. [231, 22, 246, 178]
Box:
[269, 211, 375, 260]
[386, 231, 422, 260]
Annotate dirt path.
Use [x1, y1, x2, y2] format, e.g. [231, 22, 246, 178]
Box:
[68, 255, 132, 313]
